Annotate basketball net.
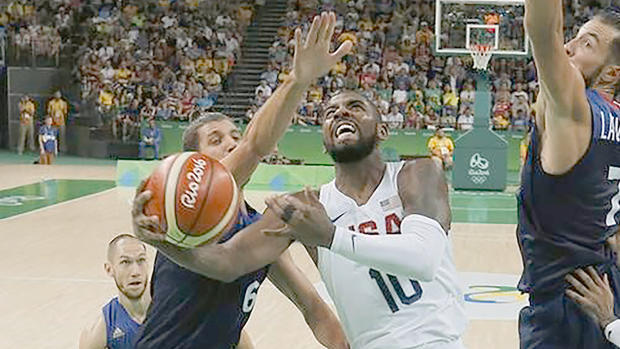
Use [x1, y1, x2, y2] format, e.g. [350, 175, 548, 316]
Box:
[470, 44, 493, 71]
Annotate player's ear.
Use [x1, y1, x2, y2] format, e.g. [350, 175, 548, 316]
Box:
[376, 122, 389, 142]
[104, 262, 114, 278]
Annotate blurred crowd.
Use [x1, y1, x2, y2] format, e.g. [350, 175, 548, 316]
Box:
[4, 0, 619, 154]
[1, 1, 69, 65]
[250, 0, 614, 132]
[75, 0, 257, 142]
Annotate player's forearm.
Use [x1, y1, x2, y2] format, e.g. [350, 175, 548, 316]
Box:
[154, 241, 241, 282]
[243, 76, 309, 158]
[524, 0, 563, 44]
[330, 215, 447, 282]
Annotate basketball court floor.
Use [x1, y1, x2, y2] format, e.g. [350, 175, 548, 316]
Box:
[0, 157, 523, 349]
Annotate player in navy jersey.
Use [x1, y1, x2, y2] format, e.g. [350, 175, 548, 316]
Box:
[132, 13, 351, 349]
[79, 234, 150, 349]
[519, 3, 620, 348]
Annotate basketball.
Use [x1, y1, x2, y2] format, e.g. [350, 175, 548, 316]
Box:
[142, 152, 241, 248]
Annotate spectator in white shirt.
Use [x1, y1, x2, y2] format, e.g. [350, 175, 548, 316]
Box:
[458, 107, 475, 130]
[383, 105, 404, 129]
[255, 80, 273, 99]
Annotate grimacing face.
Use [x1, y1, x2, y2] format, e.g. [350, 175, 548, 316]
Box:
[321, 92, 386, 163]
[565, 18, 620, 86]
[106, 239, 148, 300]
[197, 119, 242, 161]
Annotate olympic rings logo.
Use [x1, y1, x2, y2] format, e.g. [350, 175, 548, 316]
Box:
[470, 176, 487, 184]
[469, 153, 490, 170]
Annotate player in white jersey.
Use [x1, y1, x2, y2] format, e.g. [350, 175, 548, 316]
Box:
[265, 90, 468, 348]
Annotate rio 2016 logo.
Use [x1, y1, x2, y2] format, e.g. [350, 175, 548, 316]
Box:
[468, 153, 491, 184]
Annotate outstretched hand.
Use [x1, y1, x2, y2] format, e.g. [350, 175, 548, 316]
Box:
[263, 187, 336, 248]
[291, 12, 353, 86]
[132, 180, 166, 247]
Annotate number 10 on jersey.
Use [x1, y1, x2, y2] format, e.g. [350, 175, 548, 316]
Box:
[369, 269, 423, 313]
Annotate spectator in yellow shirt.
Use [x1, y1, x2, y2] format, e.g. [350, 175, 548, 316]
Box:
[98, 86, 117, 126]
[47, 90, 69, 152]
[427, 128, 454, 170]
[18, 95, 36, 155]
[441, 84, 459, 128]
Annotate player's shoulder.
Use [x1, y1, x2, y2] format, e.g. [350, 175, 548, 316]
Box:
[79, 311, 107, 349]
[398, 157, 442, 182]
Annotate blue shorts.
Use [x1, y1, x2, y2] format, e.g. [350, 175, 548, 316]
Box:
[519, 294, 616, 349]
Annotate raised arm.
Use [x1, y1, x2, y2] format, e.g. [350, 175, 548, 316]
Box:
[221, 12, 352, 187]
[524, 0, 591, 173]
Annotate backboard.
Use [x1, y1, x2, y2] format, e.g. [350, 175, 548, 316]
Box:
[435, 0, 529, 57]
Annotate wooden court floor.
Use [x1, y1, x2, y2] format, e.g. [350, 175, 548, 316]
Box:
[0, 163, 522, 349]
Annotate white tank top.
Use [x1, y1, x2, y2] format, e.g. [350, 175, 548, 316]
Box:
[318, 161, 467, 349]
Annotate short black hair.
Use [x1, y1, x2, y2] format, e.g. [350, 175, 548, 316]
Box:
[596, 7, 620, 64]
[182, 112, 231, 151]
[324, 90, 382, 122]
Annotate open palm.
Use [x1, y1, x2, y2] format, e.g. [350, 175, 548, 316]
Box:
[291, 12, 353, 85]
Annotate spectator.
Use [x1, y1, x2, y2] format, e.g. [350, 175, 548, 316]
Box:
[114, 99, 140, 142]
[441, 84, 459, 128]
[384, 105, 404, 129]
[405, 103, 423, 129]
[139, 118, 161, 160]
[255, 80, 273, 99]
[98, 85, 117, 126]
[140, 99, 157, 123]
[17, 95, 36, 155]
[423, 104, 439, 129]
[512, 108, 529, 132]
[427, 128, 454, 170]
[424, 79, 442, 114]
[457, 107, 475, 131]
[47, 90, 69, 153]
[459, 82, 475, 113]
[39, 115, 58, 165]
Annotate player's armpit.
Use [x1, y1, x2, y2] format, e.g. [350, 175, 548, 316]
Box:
[155, 209, 294, 282]
[78, 314, 107, 349]
[397, 158, 451, 232]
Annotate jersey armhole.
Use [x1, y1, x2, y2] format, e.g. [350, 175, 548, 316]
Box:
[536, 94, 596, 178]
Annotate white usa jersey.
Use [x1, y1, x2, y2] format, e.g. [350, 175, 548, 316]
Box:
[318, 161, 467, 349]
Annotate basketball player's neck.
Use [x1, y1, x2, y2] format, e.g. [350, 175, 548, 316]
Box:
[334, 150, 386, 206]
[118, 291, 150, 324]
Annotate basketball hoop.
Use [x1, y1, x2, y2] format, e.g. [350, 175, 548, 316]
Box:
[470, 44, 493, 71]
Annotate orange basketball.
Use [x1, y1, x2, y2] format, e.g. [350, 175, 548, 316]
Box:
[142, 152, 241, 248]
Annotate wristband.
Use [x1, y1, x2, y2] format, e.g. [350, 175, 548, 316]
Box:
[605, 318, 620, 346]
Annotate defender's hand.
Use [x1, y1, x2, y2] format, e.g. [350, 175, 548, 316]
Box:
[566, 266, 616, 329]
[132, 180, 166, 246]
[263, 187, 336, 248]
[290, 12, 353, 86]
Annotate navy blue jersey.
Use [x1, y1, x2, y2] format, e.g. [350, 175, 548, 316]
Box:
[134, 204, 269, 349]
[103, 297, 141, 349]
[517, 89, 620, 296]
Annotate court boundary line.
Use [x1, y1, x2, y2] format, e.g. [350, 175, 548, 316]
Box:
[0, 276, 109, 283]
[0, 187, 116, 222]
